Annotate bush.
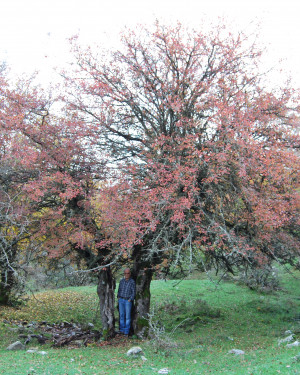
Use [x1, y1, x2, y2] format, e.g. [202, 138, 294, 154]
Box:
[238, 265, 280, 292]
[146, 307, 179, 355]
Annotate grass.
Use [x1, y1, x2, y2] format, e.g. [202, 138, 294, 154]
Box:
[0, 269, 299, 374]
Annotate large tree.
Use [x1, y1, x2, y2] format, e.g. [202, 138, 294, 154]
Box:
[63, 21, 299, 334]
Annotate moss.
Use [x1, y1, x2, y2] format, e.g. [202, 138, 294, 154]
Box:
[135, 317, 149, 337]
[137, 288, 150, 299]
[137, 317, 148, 329]
[102, 328, 109, 340]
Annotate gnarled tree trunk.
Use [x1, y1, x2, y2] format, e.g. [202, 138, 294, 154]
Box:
[97, 267, 116, 339]
[132, 266, 153, 337]
[131, 245, 154, 337]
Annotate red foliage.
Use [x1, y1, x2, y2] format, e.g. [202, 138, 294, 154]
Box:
[0, 70, 106, 262]
[64, 22, 299, 270]
[1, 21, 299, 275]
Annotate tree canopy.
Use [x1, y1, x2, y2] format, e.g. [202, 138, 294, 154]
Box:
[63, 22, 299, 274]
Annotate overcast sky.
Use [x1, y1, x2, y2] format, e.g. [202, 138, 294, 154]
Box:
[0, 0, 299, 87]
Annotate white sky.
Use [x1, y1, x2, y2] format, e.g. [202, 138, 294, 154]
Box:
[0, 0, 299, 87]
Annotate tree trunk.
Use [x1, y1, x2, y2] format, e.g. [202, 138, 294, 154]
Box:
[97, 267, 116, 339]
[131, 244, 154, 337]
[0, 269, 14, 305]
[132, 266, 153, 337]
[0, 283, 10, 305]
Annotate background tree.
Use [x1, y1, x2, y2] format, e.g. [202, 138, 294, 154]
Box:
[0, 68, 121, 336]
[0, 71, 49, 304]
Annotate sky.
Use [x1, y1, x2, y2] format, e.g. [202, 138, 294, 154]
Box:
[0, 0, 299, 87]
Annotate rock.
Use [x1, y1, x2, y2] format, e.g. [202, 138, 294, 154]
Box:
[284, 330, 293, 335]
[278, 335, 294, 345]
[286, 341, 300, 348]
[6, 341, 25, 350]
[37, 351, 48, 355]
[228, 349, 245, 355]
[141, 355, 147, 361]
[158, 369, 170, 374]
[127, 346, 143, 356]
[27, 349, 37, 353]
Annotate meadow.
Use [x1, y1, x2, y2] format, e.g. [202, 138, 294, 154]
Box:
[0, 270, 299, 375]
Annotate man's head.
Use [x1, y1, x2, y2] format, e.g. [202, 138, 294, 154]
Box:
[124, 268, 131, 280]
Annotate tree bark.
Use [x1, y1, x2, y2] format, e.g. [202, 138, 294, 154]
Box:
[131, 245, 154, 337]
[97, 267, 116, 339]
[132, 266, 153, 337]
[0, 269, 14, 305]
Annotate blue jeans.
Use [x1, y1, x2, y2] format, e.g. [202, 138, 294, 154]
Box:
[118, 298, 132, 335]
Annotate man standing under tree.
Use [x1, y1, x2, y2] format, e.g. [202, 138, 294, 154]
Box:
[117, 268, 136, 336]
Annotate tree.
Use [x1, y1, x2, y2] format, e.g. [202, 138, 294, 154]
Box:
[63, 21, 299, 334]
[0, 69, 111, 310]
[0, 68, 120, 337]
[0, 71, 50, 304]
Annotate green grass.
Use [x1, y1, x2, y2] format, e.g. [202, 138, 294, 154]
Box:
[0, 270, 299, 374]
[0, 287, 100, 328]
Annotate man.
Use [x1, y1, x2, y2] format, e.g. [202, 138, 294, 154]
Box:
[117, 268, 136, 336]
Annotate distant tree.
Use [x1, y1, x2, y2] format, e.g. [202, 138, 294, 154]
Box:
[63, 21, 299, 334]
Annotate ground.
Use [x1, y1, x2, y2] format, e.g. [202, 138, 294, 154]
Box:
[0, 269, 299, 374]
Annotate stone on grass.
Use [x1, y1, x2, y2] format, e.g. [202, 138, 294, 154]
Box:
[286, 341, 299, 348]
[141, 355, 147, 361]
[37, 351, 48, 355]
[284, 330, 293, 335]
[6, 341, 25, 351]
[158, 369, 170, 374]
[127, 346, 143, 356]
[228, 349, 245, 355]
[278, 335, 294, 345]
